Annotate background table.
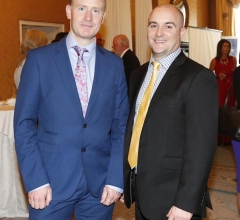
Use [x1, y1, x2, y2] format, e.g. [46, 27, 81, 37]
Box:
[0, 104, 29, 218]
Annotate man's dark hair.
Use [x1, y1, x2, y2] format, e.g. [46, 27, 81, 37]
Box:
[216, 39, 231, 60]
[51, 32, 68, 43]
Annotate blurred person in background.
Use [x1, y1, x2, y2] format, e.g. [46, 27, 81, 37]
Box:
[209, 39, 237, 145]
[232, 65, 240, 214]
[96, 32, 105, 47]
[14, 30, 48, 88]
[51, 32, 68, 43]
[112, 34, 140, 88]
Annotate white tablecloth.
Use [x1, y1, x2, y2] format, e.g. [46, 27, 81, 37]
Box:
[0, 104, 29, 217]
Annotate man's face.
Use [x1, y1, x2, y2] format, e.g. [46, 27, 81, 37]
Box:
[147, 6, 186, 61]
[112, 37, 122, 56]
[66, 0, 106, 46]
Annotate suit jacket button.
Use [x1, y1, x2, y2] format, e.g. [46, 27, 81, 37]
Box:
[82, 148, 86, 152]
[83, 124, 87, 128]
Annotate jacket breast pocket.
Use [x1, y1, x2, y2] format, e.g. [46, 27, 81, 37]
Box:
[162, 157, 182, 170]
[156, 99, 178, 106]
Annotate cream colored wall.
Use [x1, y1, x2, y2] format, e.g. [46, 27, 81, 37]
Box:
[0, 0, 211, 100]
[0, 0, 70, 100]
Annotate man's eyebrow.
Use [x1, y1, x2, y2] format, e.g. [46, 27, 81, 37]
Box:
[148, 21, 157, 26]
[148, 21, 177, 27]
[165, 22, 176, 27]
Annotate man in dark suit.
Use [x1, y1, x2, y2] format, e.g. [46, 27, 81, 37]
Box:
[122, 4, 218, 220]
[112, 34, 140, 88]
[14, 0, 129, 219]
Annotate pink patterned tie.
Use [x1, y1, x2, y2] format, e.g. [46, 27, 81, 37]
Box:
[73, 46, 88, 117]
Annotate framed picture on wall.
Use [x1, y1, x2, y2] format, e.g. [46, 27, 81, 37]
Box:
[222, 36, 239, 65]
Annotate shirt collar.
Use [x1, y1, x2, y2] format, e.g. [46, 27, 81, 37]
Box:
[120, 48, 130, 58]
[150, 48, 181, 69]
[66, 33, 96, 56]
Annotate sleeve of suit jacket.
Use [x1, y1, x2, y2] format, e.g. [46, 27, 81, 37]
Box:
[173, 67, 218, 213]
[14, 51, 50, 192]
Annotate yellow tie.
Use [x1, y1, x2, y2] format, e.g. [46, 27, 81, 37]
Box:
[128, 62, 160, 169]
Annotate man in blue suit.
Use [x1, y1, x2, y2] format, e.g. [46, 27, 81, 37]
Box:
[14, 0, 129, 219]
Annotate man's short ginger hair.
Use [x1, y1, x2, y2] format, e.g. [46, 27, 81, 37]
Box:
[69, 0, 107, 11]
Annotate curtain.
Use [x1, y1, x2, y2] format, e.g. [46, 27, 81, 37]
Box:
[100, 0, 132, 51]
[230, 0, 240, 5]
[216, 0, 235, 36]
[233, 4, 240, 38]
[188, 27, 222, 68]
[135, 0, 152, 64]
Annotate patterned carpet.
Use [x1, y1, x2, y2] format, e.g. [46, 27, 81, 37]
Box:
[112, 144, 240, 220]
[208, 145, 237, 194]
[1, 145, 239, 220]
[204, 144, 239, 220]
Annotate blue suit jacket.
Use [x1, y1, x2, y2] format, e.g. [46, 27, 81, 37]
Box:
[14, 38, 129, 200]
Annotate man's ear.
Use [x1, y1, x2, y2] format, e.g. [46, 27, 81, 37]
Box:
[180, 27, 187, 39]
[66, 5, 71, 20]
[101, 11, 106, 24]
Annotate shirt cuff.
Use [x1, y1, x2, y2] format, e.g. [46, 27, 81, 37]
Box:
[105, 185, 123, 194]
[29, 183, 50, 193]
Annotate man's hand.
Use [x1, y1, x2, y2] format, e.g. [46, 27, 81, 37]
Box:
[100, 186, 121, 206]
[166, 206, 193, 220]
[28, 186, 52, 209]
[119, 194, 124, 203]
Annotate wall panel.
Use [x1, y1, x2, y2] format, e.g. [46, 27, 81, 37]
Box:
[0, 0, 69, 100]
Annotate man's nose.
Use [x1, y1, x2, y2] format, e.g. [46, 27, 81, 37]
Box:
[84, 10, 93, 21]
[156, 27, 163, 36]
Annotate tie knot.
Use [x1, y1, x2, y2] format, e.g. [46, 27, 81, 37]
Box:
[73, 46, 88, 57]
[152, 61, 161, 71]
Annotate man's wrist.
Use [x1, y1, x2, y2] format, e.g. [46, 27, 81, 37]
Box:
[105, 185, 123, 193]
[29, 183, 50, 193]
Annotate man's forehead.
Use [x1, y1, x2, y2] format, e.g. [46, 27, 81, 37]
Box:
[72, 0, 104, 7]
[149, 9, 181, 25]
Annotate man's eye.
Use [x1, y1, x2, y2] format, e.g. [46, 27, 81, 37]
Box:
[165, 25, 173, 29]
[92, 9, 100, 14]
[150, 24, 157, 28]
[79, 7, 86, 12]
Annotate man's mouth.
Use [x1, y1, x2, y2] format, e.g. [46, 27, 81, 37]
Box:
[154, 39, 166, 43]
[81, 23, 93, 28]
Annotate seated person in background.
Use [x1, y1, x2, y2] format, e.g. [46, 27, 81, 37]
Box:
[112, 34, 140, 88]
[51, 32, 68, 43]
[14, 30, 48, 88]
[96, 32, 105, 47]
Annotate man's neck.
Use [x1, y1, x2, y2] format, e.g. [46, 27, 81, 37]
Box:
[120, 48, 130, 58]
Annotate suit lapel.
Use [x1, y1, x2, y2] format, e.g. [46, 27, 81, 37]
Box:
[127, 63, 149, 133]
[126, 52, 187, 145]
[84, 47, 106, 118]
[54, 40, 83, 118]
[146, 52, 187, 120]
